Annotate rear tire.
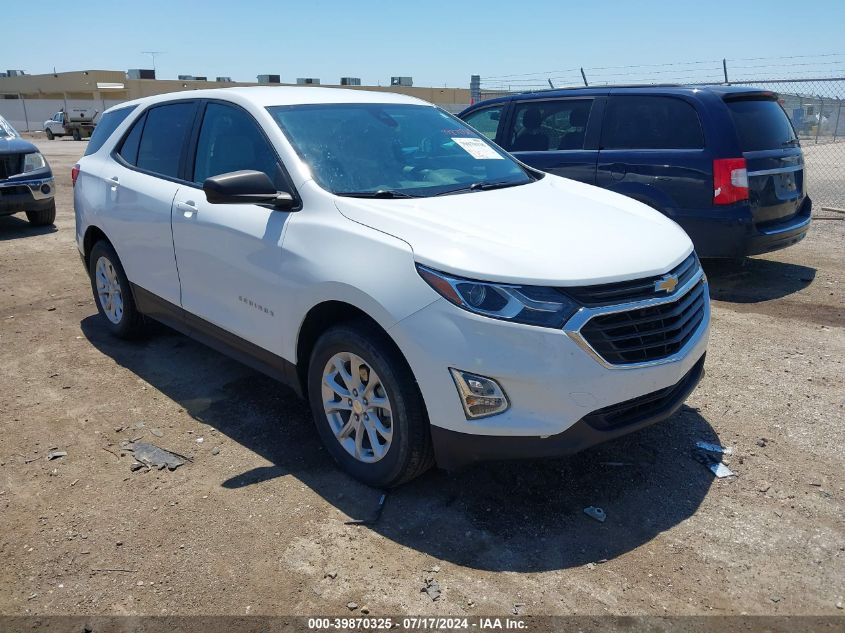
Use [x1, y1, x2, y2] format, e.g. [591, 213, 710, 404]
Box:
[88, 241, 144, 339]
[45, 129, 55, 140]
[307, 320, 434, 487]
[25, 200, 56, 226]
[72, 128, 82, 141]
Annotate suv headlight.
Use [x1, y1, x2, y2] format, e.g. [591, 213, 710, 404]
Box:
[417, 265, 579, 328]
[22, 152, 47, 174]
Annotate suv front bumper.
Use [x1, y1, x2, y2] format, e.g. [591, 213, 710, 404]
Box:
[389, 280, 710, 469]
[0, 176, 56, 216]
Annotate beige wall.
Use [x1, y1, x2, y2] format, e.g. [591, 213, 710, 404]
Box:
[1, 70, 471, 107]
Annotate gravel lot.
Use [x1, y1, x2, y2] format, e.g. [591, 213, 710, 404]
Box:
[1, 139, 843, 618]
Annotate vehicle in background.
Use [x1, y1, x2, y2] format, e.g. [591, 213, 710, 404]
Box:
[460, 86, 811, 258]
[44, 108, 99, 141]
[74, 88, 709, 486]
[0, 115, 56, 226]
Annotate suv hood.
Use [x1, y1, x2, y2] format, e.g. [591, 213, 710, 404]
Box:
[333, 175, 693, 285]
[0, 137, 38, 154]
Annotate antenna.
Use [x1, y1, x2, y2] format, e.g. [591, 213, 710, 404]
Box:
[141, 51, 165, 71]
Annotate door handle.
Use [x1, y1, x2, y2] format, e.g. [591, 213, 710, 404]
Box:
[109, 176, 119, 190]
[175, 201, 197, 216]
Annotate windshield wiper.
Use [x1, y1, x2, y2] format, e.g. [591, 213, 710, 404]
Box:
[335, 189, 420, 199]
[433, 181, 524, 196]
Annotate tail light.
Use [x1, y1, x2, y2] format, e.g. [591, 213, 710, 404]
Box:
[71, 164, 80, 187]
[713, 158, 748, 205]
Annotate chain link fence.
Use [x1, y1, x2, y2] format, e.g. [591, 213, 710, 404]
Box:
[475, 77, 845, 209]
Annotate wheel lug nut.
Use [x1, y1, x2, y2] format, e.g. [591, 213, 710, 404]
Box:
[353, 389, 358, 397]
[354, 414, 359, 421]
[347, 398, 352, 406]
[363, 399, 368, 406]
[364, 414, 369, 420]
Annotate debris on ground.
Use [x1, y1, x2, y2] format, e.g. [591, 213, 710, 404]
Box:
[695, 441, 733, 455]
[583, 506, 606, 522]
[693, 443, 736, 478]
[150, 428, 163, 438]
[125, 442, 191, 471]
[421, 577, 441, 601]
[757, 481, 771, 493]
[46, 450, 67, 461]
[211, 446, 220, 456]
[324, 571, 337, 579]
[756, 438, 768, 448]
[345, 493, 387, 526]
[360, 605, 370, 614]
[346, 602, 358, 611]
[512, 603, 525, 615]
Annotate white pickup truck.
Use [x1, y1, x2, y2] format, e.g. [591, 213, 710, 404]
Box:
[44, 108, 99, 141]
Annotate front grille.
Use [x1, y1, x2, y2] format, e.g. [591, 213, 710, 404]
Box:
[0, 185, 30, 197]
[584, 355, 705, 431]
[562, 252, 699, 307]
[0, 154, 22, 180]
[580, 280, 706, 365]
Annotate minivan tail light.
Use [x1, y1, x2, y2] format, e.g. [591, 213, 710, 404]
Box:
[71, 164, 80, 187]
[713, 158, 748, 205]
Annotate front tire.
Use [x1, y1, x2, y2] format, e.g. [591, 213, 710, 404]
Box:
[45, 129, 55, 140]
[25, 200, 56, 226]
[88, 241, 144, 338]
[307, 321, 433, 487]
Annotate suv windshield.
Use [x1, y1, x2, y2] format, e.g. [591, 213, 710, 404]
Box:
[268, 103, 533, 197]
[0, 115, 20, 139]
[727, 98, 797, 151]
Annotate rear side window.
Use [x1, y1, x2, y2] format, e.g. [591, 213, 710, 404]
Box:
[508, 99, 593, 151]
[118, 113, 145, 165]
[84, 105, 137, 156]
[601, 96, 704, 150]
[193, 102, 282, 186]
[727, 98, 797, 151]
[135, 102, 197, 178]
[462, 105, 504, 141]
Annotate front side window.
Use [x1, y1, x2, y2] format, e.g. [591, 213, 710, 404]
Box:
[601, 96, 704, 150]
[268, 103, 533, 197]
[85, 105, 137, 156]
[134, 102, 196, 178]
[508, 99, 593, 152]
[462, 105, 504, 141]
[193, 103, 282, 186]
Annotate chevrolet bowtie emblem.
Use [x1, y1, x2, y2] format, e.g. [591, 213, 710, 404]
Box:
[654, 274, 679, 293]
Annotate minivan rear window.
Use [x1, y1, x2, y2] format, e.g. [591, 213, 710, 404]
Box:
[727, 98, 797, 151]
[84, 105, 137, 156]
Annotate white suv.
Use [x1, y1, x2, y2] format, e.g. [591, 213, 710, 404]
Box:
[74, 88, 709, 487]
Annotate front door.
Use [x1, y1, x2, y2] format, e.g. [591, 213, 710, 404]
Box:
[505, 98, 600, 184]
[171, 101, 295, 355]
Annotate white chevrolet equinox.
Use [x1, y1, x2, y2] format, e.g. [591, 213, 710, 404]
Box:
[74, 87, 710, 487]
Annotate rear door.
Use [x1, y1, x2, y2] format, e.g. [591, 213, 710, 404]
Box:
[725, 95, 806, 225]
[504, 98, 599, 184]
[596, 95, 712, 212]
[106, 101, 198, 305]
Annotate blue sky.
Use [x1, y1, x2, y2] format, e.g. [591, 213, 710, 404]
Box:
[3, 0, 844, 88]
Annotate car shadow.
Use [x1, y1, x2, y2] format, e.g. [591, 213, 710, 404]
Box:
[0, 214, 57, 240]
[81, 315, 718, 572]
[703, 257, 815, 303]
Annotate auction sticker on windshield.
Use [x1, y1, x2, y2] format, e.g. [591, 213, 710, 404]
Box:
[451, 137, 504, 159]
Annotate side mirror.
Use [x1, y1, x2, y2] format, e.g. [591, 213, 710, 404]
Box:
[203, 170, 295, 210]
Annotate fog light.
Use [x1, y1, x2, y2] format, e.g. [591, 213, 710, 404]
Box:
[449, 368, 509, 419]
[41, 184, 51, 194]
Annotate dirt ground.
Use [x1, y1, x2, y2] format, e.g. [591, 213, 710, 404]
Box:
[1, 138, 843, 618]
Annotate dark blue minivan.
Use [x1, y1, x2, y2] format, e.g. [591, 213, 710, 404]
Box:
[459, 86, 811, 257]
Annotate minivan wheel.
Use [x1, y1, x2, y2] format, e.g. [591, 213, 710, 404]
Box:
[88, 241, 144, 338]
[307, 321, 434, 487]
